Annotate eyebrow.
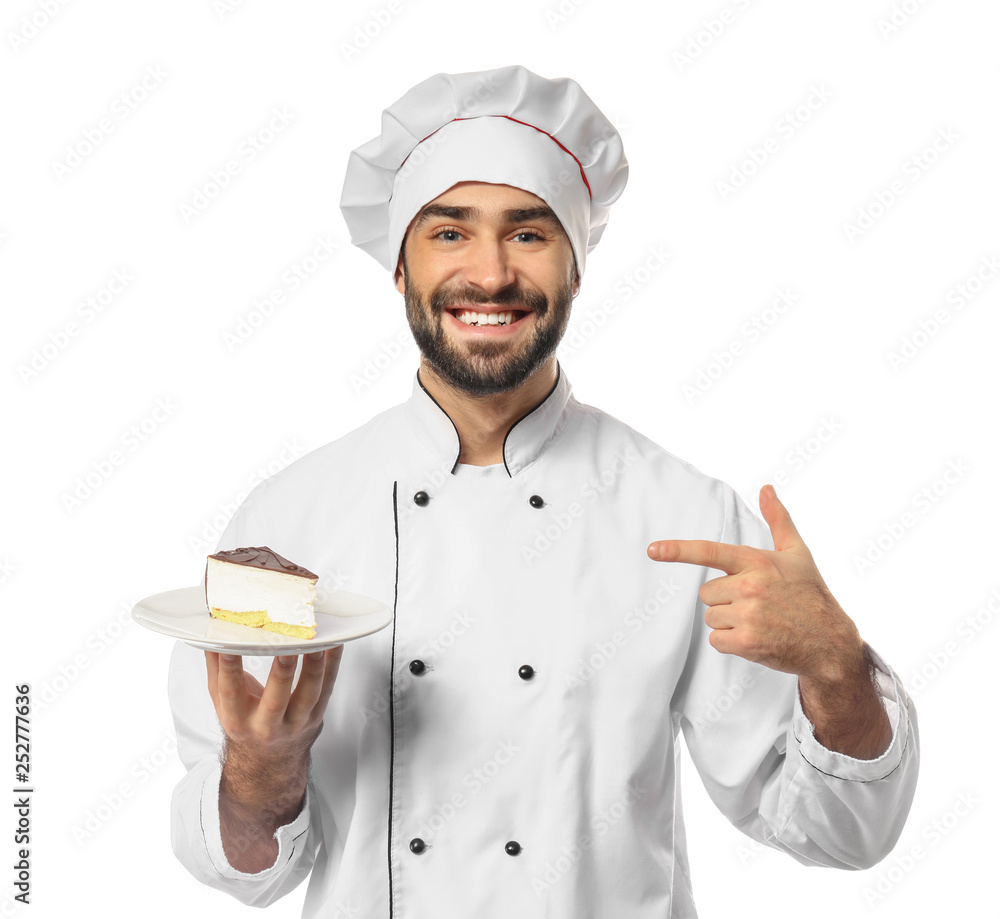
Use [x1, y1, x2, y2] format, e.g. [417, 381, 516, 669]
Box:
[413, 204, 563, 231]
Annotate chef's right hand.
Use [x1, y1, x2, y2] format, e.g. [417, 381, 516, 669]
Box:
[205, 647, 343, 759]
[204, 648, 342, 872]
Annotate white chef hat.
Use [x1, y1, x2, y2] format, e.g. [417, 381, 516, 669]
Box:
[339, 64, 628, 289]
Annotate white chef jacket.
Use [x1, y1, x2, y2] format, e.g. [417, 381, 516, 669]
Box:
[168, 362, 919, 918]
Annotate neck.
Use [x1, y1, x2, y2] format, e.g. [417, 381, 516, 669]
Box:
[417, 358, 559, 466]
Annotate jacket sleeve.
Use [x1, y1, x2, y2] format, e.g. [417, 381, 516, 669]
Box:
[672, 482, 920, 870]
[167, 498, 323, 905]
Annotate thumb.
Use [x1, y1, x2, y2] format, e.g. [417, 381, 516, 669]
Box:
[760, 484, 806, 553]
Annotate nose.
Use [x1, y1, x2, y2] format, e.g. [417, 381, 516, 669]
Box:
[460, 236, 517, 297]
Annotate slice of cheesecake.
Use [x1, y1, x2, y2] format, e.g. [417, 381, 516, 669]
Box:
[205, 546, 318, 640]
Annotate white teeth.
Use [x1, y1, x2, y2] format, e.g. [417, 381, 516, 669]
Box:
[455, 309, 519, 326]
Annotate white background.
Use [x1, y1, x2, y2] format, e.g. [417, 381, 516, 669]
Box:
[3, 0, 998, 915]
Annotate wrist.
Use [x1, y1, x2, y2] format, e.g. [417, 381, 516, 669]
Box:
[799, 635, 871, 692]
[221, 739, 311, 816]
[797, 642, 891, 759]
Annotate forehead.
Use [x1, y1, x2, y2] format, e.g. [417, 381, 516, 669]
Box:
[429, 181, 546, 209]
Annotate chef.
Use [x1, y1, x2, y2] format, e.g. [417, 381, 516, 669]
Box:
[168, 65, 919, 917]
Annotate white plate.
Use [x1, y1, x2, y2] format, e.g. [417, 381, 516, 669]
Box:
[132, 585, 392, 655]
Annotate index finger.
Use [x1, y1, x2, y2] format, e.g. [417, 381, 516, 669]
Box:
[647, 538, 752, 574]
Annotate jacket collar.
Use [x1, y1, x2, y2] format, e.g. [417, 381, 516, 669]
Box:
[406, 362, 574, 478]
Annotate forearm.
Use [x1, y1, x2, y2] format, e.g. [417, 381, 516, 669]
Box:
[797, 643, 893, 760]
[218, 739, 310, 873]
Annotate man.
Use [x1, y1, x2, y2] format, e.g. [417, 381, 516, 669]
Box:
[169, 65, 918, 917]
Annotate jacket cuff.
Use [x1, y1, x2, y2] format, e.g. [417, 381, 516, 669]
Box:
[792, 644, 910, 782]
[200, 758, 312, 879]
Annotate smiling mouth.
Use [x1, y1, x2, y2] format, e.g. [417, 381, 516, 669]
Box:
[445, 307, 531, 327]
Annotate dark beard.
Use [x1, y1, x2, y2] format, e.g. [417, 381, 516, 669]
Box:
[403, 272, 574, 396]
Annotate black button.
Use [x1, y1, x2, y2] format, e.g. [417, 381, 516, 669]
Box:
[505, 840, 522, 856]
[409, 837, 426, 854]
[529, 495, 544, 508]
[518, 665, 535, 681]
[409, 659, 426, 675]
[414, 491, 429, 506]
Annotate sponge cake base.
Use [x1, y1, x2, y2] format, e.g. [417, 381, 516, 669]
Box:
[209, 606, 316, 640]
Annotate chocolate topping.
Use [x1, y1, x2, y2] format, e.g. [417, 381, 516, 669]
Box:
[207, 546, 319, 580]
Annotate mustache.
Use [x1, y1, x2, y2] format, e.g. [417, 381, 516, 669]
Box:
[430, 284, 548, 315]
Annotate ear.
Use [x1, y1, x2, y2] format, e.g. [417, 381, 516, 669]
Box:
[394, 256, 405, 295]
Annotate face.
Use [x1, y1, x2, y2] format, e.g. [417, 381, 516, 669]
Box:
[394, 181, 580, 396]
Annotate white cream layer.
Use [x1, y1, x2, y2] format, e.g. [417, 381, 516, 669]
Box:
[206, 557, 317, 627]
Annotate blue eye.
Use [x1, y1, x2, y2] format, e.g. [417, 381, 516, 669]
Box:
[430, 228, 546, 243]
